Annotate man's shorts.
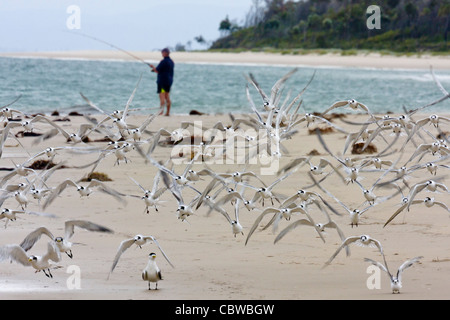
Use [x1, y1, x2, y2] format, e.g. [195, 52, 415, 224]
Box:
[157, 84, 171, 93]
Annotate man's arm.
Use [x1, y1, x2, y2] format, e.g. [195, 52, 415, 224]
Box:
[148, 64, 157, 73]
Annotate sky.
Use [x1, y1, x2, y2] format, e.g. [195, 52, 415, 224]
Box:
[0, 0, 255, 52]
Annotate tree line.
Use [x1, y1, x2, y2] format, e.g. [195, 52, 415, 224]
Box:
[211, 0, 450, 53]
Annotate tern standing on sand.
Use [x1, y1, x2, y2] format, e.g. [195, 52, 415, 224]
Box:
[149, 48, 174, 116]
[142, 252, 163, 290]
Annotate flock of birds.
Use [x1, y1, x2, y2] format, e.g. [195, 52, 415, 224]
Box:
[0, 66, 449, 295]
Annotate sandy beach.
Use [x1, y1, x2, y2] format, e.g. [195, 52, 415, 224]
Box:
[1, 50, 449, 70]
[0, 107, 448, 302]
[0, 50, 449, 303]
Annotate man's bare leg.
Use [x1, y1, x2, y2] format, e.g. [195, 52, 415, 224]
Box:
[164, 92, 171, 116]
[159, 92, 166, 115]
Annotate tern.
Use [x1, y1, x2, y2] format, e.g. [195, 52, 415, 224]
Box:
[406, 179, 448, 211]
[0, 182, 28, 194]
[406, 141, 450, 164]
[0, 207, 56, 229]
[364, 256, 423, 293]
[273, 217, 327, 245]
[34, 118, 95, 144]
[287, 112, 348, 134]
[411, 114, 450, 131]
[245, 68, 298, 112]
[383, 196, 423, 227]
[142, 252, 163, 290]
[245, 202, 320, 245]
[20, 220, 113, 258]
[320, 99, 374, 118]
[129, 173, 167, 213]
[309, 172, 372, 227]
[354, 163, 401, 206]
[248, 170, 294, 206]
[274, 198, 346, 246]
[217, 170, 267, 187]
[323, 234, 385, 269]
[341, 124, 378, 155]
[214, 199, 245, 237]
[0, 95, 23, 119]
[281, 188, 342, 217]
[157, 127, 190, 144]
[359, 157, 394, 170]
[149, 155, 202, 193]
[0, 241, 61, 278]
[13, 190, 29, 209]
[108, 234, 174, 279]
[0, 106, 23, 120]
[0, 208, 24, 228]
[281, 189, 322, 206]
[160, 169, 201, 222]
[0, 161, 36, 187]
[80, 74, 143, 138]
[424, 161, 450, 176]
[43, 178, 127, 209]
[204, 185, 257, 213]
[129, 113, 158, 141]
[384, 196, 450, 227]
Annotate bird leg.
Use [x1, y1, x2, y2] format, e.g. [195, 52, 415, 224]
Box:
[43, 269, 53, 278]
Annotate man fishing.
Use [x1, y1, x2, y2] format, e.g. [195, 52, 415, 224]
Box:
[149, 48, 175, 116]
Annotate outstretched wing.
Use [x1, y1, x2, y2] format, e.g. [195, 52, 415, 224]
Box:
[44, 240, 61, 263]
[43, 178, 79, 209]
[322, 235, 361, 268]
[383, 199, 423, 227]
[364, 257, 390, 276]
[108, 238, 135, 276]
[245, 207, 280, 246]
[320, 100, 349, 116]
[0, 244, 31, 266]
[88, 179, 127, 204]
[397, 256, 423, 283]
[19, 226, 55, 251]
[143, 236, 175, 269]
[64, 220, 113, 240]
[277, 156, 310, 175]
[273, 218, 315, 244]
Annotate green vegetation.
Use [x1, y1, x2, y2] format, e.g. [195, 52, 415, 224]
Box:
[211, 0, 450, 54]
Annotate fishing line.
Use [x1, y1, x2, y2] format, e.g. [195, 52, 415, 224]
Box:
[67, 31, 151, 66]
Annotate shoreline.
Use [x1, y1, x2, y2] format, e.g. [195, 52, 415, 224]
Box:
[1, 50, 449, 70]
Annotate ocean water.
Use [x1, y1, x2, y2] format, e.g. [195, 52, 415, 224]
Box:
[0, 56, 449, 116]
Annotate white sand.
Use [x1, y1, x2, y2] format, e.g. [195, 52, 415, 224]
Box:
[0, 111, 448, 300]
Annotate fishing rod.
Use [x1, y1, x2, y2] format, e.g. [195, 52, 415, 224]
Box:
[69, 31, 151, 66]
